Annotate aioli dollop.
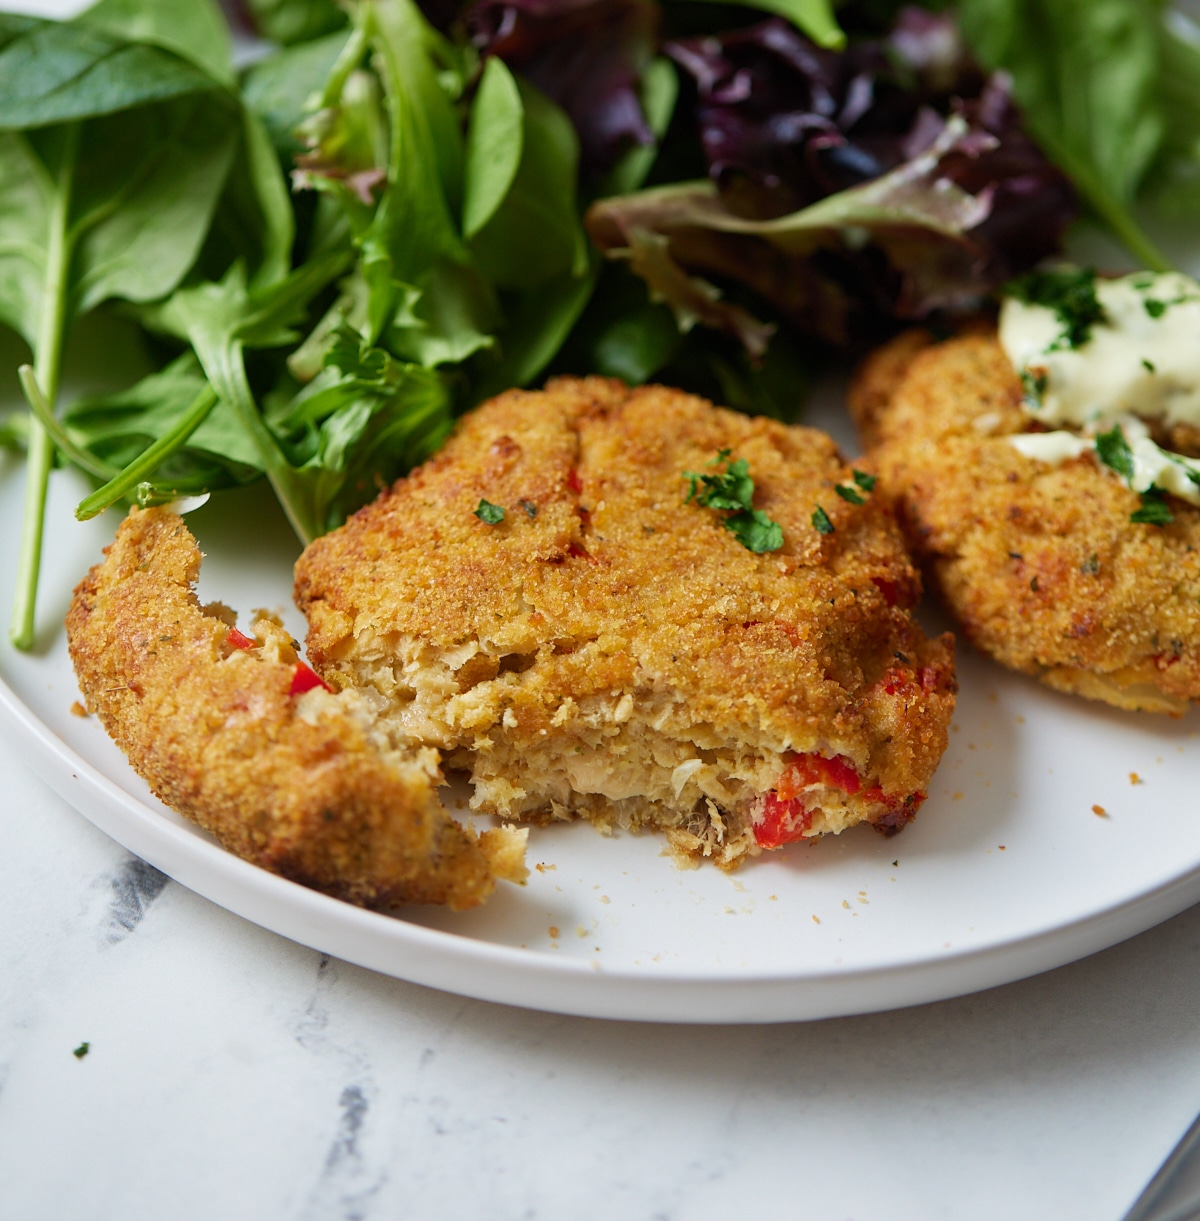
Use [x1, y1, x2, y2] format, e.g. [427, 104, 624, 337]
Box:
[1000, 270, 1200, 431]
[999, 269, 1200, 510]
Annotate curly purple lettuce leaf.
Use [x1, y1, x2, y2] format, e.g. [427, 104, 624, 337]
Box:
[589, 10, 1076, 347]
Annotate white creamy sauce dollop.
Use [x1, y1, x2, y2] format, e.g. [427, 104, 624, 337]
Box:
[999, 270, 1200, 507]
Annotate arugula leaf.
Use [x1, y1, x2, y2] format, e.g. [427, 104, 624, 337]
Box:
[271, 324, 454, 531]
[144, 251, 351, 543]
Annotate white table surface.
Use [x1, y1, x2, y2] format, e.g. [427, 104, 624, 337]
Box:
[2, 723, 1197, 1221]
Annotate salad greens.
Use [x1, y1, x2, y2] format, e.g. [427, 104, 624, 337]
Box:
[1, 0, 1199, 650]
[0, 2, 241, 648]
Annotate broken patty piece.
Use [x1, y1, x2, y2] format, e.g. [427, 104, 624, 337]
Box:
[66, 508, 527, 910]
[296, 377, 956, 865]
[850, 331, 1200, 714]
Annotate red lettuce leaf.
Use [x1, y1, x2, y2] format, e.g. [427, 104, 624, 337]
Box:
[466, 0, 659, 179]
[589, 9, 1076, 346]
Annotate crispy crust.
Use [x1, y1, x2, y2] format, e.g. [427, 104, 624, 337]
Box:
[66, 508, 526, 909]
[296, 377, 956, 862]
[850, 331, 1200, 713]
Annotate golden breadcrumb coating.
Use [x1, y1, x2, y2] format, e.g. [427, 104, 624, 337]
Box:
[296, 377, 955, 863]
[66, 508, 527, 909]
[850, 330, 1200, 714]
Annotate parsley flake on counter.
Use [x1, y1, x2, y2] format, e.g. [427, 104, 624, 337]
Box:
[73, 1042, 90, 1060]
[812, 506, 835, 535]
[475, 499, 505, 524]
[683, 450, 783, 554]
[1007, 267, 1107, 350]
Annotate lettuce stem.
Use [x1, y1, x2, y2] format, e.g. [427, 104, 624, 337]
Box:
[74, 383, 218, 520]
[11, 124, 78, 651]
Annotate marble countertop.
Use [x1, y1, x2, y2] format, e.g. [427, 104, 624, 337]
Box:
[2, 727, 1197, 1221]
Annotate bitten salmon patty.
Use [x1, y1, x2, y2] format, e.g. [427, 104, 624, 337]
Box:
[67, 508, 527, 910]
[850, 330, 1200, 714]
[295, 377, 956, 864]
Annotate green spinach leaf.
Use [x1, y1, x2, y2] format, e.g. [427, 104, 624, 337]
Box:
[956, 0, 1170, 269]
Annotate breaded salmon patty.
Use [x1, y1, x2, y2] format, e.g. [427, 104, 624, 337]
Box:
[296, 377, 956, 865]
[850, 331, 1200, 714]
[67, 508, 527, 910]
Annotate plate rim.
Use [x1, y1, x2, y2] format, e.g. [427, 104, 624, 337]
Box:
[6, 661, 1199, 1024]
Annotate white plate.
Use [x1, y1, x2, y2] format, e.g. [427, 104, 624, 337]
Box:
[6, 300, 1200, 1024]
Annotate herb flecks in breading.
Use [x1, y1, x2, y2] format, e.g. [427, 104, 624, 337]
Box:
[812, 506, 835, 535]
[475, 499, 505, 524]
[683, 449, 783, 553]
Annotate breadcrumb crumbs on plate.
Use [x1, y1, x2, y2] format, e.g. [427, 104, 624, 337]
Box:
[812, 914, 820, 923]
[69, 701, 89, 717]
[548, 926, 560, 939]
[1092, 805, 1109, 818]
[1130, 773, 1143, 785]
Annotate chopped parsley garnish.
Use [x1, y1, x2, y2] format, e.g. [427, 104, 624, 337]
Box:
[1095, 425, 1134, 481]
[1081, 554, 1101, 575]
[519, 499, 538, 518]
[834, 468, 875, 505]
[73, 1042, 90, 1060]
[812, 505, 835, 535]
[1142, 358, 1156, 374]
[474, 499, 505, 524]
[1143, 292, 1197, 319]
[683, 450, 783, 553]
[1131, 486, 1173, 526]
[1006, 266, 1106, 350]
[727, 509, 785, 553]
